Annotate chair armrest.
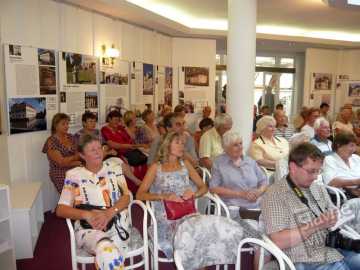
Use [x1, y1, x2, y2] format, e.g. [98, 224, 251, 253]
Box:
[210, 193, 230, 218]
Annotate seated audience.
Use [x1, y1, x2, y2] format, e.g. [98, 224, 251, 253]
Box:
[199, 113, 233, 170]
[323, 133, 360, 198]
[293, 106, 309, 131]
[74, 111, 101, 143]
[210, 131, 268, 220]
[249, 116, 289, 173]
[333, 106, 354, 136]
[310, 117, 333, 156]
[147, 112, 198, 167]
[273, 109, 294, 141]
[194, 117, 214, 153]
[42, 113, 81, 193]
[136, 131, 207, 258]
[320, 102, 332, 124]
[56, 135, 131, 270]
[262, 142, 360, 269]
[301, 107, 320, 139]
[101, 110, 147, 193]
[141, 109, 159, 144]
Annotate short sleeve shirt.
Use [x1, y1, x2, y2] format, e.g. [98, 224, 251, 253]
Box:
[58, 158, 129, 207]
[261, 178, 343, 264]
[248, 136, 289, 164]
[322, 153, 360, 186]
[199, 127, 223, 160]
[210, 154, 268, 209]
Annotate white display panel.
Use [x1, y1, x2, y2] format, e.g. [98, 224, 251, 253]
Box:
[4, 44, 58, 135]
[99, 58, 130, 124]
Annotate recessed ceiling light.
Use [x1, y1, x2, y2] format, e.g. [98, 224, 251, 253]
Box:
[348, 0, 360, 6]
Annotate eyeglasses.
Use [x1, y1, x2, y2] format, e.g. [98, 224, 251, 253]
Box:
[298, 165, 323, 176]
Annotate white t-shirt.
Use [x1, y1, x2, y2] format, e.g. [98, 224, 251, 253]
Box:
[322, 153, 360, 186]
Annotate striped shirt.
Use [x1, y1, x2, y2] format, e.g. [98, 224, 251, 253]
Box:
[274, 126, 295, 141]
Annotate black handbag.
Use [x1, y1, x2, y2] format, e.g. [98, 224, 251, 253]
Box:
[123, 149, 147, 166]
[75, 204, 130, 241]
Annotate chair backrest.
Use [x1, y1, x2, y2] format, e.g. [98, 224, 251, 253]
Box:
[261, 235, 296, 270]
[199, 166, 212, 185]
[236, 238, 287, 270]
[173, 215, 262, 270]
[341, 198, 360, 235]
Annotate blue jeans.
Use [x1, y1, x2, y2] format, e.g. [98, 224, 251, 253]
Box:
[294, 249, 360, 270]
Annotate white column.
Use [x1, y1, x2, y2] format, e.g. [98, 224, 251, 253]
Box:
[227, 0, 257, 150]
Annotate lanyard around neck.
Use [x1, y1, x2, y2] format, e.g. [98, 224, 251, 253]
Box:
[286, 175, 323, 218]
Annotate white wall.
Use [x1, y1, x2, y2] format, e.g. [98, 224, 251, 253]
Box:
[0, 0, 215, 212]
[303, 48, 360, 118]
[172, 38, 216, 110]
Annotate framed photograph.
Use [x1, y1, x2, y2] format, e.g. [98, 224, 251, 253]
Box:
[63, 52, 97, 84]
[184, 66, 209, 86]
[9, 97, 47, 134]
[312, 73, 333, 91]
[143, 63, 154, 95]
[348, 83, 360, 97]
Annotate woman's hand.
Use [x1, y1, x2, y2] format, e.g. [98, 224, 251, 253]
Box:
[244, 190, 259, 202]
[85, 210, 113, 231]
[163, 193, 184, 202]
[182, 188, 195, 200]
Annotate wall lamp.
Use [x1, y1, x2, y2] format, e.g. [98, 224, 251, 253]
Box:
[101, 44, 119, 66]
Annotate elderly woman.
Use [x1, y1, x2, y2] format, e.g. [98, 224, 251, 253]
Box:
[136, 131, 207, 258]
[333, 106, 354, 136]
[42, 113, 81, 193]
[249, 116, 289, 173]
[300, 107, 320, 139]
[210, 131, 268, 220]
[56, 135, 132, 270]
[323, 133, 360, 198]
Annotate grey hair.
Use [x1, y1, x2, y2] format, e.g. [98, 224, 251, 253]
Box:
[214, 113, 233, 129]
[256, 115, 276, 135]
[222, 130, 242, 149]
[313, 117, 329, 130]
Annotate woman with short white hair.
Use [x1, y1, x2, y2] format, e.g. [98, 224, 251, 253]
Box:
[210, 130, 268, 220]
[249, 116, 289, 172]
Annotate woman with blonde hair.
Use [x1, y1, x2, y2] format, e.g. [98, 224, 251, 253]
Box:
[249, 116, 289, 173]
[136, 131, 207, 258]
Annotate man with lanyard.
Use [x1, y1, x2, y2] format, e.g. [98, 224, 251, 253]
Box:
[261, 143, 360, 269]
[310, 117, 333, 156]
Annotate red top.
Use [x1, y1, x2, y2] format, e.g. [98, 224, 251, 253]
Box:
[101, 125, 134, 156]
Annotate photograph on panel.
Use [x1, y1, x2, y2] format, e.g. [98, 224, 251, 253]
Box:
[312, 72, 333, 91]
[184, 66, 209, 87]
[165, 66, 173, 106]
[348, 83, 360, 97]
[63, 53, 97, 84]
[9, 97, 47, 134]
[38, 49, 55, 66]
[143, 63, 154, 95]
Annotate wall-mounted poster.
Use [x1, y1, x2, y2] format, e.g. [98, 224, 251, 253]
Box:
[184, 66, 209, 87]
[8, 97, 46, 134]
[99, 59, 130, 124]
[4, 44, 58, 134]
[130, 62, 154, 110]
[143, 63, 154, 95]
[348, 83, 360, 97]
[59, 51, 98, 127]
[165, 66, 173, 107]
[312, 72, 333, 91]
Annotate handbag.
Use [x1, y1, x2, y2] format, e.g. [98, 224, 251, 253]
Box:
[163, 198, 196, 220]
[124, 148, 147, 166]
[75, 204, 130, 241]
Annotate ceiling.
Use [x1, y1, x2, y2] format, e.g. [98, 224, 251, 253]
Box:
[59, 0, 360, 51]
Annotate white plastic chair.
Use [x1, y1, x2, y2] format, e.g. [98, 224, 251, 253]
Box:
[145, 192, 224, 270]
[66, 199, 149, 270]
[324, 185, 347, 208]
[236, 238, 289, 270]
